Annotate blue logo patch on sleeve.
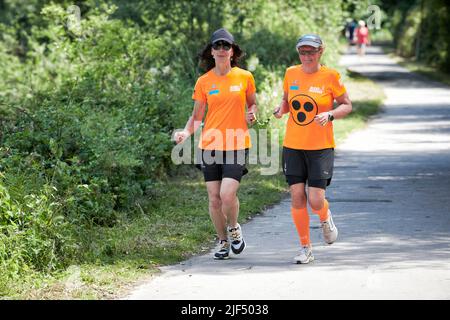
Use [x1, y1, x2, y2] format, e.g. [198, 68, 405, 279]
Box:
[290, 85, 299, 90]
[209, 89, 220, 95]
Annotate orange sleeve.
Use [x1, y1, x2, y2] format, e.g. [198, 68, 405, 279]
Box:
[330, 71, 346, 98]
[247, 72, 256, 94]
[192, 77, 207, 102]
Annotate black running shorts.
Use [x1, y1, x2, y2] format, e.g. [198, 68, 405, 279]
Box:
[197, 149, 249, 182]
[282, 147, 334, 189]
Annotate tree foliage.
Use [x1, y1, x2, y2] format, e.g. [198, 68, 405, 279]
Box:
[381, 0, 450, 71]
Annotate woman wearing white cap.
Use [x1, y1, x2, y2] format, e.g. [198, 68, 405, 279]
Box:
[273, 34, 352, 264]
[174, 28, 257, 260]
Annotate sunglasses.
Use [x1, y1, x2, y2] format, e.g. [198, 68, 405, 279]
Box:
[298, 49, 320, 56]
[212, 41, 232, 51]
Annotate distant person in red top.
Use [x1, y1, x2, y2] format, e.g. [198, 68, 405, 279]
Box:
[355, 20, 370, 56]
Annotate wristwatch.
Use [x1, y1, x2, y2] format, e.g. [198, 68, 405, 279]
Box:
[328, 112, 334, 122]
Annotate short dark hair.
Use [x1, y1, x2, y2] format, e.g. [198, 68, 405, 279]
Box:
[198, 43, 245, 72]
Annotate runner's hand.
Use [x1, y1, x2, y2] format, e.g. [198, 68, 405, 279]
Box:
[246, 111, 256, 125]
[314, 112, 330, 126]
[174, 130, 190, 144]
[273, 107, 282, 119]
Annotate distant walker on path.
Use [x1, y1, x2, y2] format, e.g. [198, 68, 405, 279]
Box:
[355, 20, 371, 56]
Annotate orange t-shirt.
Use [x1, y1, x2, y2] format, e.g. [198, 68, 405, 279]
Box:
[192, 67, 256, 150]
[282, 65, 346, 150]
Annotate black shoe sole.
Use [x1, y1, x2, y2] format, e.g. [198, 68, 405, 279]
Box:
[294, 256, 314, 264]
[214, 255, 230, 260]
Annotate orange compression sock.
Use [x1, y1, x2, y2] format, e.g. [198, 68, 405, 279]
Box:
[291, 207, 310, 246]
[312, 199, 330, 222]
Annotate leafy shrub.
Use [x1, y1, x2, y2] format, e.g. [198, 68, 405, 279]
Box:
[0, 177, 76, 277]
[1, 4, 192, 225]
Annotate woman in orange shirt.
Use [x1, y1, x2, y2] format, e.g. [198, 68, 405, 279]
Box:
[274, 34, 352, 264]
[174, 28, 257, 260]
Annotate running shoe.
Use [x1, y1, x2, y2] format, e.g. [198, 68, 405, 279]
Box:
[321, 210, 338, 244]
[214, 239, 230, 260]
[293, 245, 314, 264]
[227, 223, 246, 254]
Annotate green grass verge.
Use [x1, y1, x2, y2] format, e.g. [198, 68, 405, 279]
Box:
[4, 69, 384, 300]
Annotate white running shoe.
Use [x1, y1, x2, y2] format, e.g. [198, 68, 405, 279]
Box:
[293, 245, 314, 264]
[321, 210, 338, 244]
[214, 240, 230, 260]
[227, 223, 246, 254]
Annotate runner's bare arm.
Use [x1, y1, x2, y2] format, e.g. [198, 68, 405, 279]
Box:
[174, 100, 206, 144]
[314, 92, 352, 126]
[331, 92, 352, 119]
[246, 92, 257, 124]
[274, 91, 289, 118]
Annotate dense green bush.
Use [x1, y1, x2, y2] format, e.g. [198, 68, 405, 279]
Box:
[0, 176, 76, 279]
[1, 4, 191, 224]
